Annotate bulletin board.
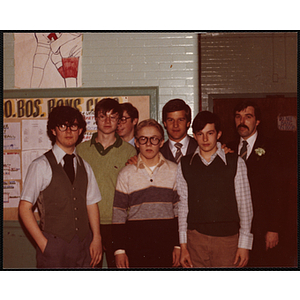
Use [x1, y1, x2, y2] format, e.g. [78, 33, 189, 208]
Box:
[3, 87, 159, 220]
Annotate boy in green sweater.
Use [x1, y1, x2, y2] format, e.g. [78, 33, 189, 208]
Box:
[77, 98, 136, 268]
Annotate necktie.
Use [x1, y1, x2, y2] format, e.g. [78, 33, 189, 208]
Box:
[239, 140, 248, 161]
[63, 154, 75, 184]
[174, 143, 183, 163]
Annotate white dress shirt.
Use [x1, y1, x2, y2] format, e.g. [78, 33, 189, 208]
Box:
[168, 135, 190, 157]
[21, 143, 101, 206]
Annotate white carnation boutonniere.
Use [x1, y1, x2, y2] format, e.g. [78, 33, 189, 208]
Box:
[255, 147, 266, 158]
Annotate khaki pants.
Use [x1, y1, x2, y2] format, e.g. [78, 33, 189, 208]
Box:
[187, 229, 238, 268]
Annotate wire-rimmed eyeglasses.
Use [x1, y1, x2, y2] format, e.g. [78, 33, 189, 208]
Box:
[118, 116, 131, 124]
[137, 136, 162, 145]
[57, 124, 79, 132]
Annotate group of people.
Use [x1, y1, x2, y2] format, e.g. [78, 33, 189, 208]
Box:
[19, 97, 283, 269]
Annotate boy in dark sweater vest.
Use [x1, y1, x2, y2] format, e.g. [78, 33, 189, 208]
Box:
[177, 111, 253, 268]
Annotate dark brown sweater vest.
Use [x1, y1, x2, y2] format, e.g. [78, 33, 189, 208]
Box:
[38, 150, 90, 242]
[181, 153, 240, 236]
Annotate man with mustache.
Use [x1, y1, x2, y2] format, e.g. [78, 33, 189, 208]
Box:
[227, 101, 282, 267]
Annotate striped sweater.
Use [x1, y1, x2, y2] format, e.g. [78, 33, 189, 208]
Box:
[112, 153, 179, 251]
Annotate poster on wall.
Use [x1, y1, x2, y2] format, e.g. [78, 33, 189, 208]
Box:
[3, 122, 21, 150]
[14, 33, 82, 88]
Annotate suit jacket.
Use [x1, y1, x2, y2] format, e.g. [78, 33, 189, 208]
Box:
[160, 136, 198, 164]
[227, 133, 282, 236]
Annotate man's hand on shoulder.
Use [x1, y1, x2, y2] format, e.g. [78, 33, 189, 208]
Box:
[221, 144, 234, 154]
[125, 155, 138, 166]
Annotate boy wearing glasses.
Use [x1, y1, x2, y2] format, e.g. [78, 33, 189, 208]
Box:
[117, 102, 139, 146]
[112, 119, 180, 268]
[76, 98, 136, 268]
[19, 105, 102, 268]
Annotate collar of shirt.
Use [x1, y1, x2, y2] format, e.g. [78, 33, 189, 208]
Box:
[128, 137, 135, 147]
[52, 143, 81, 168]
[136, 152, 166, 175]
[190, 142, 227, 166]
[90, 132, 122, 156]
[239, 131, 258, 159]
[168, 134, 190, 156]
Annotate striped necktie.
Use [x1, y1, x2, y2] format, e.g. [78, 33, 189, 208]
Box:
[174, 142, 183, 163]
[239, 140, 248, 161]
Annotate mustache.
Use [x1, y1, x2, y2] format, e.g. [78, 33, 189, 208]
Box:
[237, 124, 249, 130]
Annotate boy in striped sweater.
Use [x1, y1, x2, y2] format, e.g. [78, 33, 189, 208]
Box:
[112, 119, 180, 268]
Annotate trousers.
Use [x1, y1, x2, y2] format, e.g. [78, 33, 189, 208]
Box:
[187, 229, 238, 268]
[36, 231, 92, 269]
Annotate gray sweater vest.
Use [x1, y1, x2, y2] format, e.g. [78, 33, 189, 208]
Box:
[38, 150, 90, 242]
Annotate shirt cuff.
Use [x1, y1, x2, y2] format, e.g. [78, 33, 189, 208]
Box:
[238, 230, 253, 250]
[179, 231, 187, 244]
[114, 249, 126, 255]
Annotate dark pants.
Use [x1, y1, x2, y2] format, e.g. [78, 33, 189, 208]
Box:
[98, 224, 116, 268]
[36, 231, 92, 269]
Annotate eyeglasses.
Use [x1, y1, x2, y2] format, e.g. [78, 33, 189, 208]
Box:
[57, 124, 79, 132]
[137, 136, 162, 145]
[118, 116, 131, 124]
[97, 114, 118, 122]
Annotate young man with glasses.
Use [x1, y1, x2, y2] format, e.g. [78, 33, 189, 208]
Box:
[112, 119, 180, 268]
[76, 98, 136, 268]
[19, 105, 102, 268]
[117, 102, 139, 147]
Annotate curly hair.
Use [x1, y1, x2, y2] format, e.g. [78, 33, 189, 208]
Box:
[47, 105, 86, 146]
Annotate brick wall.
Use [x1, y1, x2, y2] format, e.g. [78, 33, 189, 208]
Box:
[200, 32, 297, 110]
[82, 32, 199, 122]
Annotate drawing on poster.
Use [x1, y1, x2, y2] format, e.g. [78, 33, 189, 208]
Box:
[30, 33, 82, 88]
[14, 33, 82, 88]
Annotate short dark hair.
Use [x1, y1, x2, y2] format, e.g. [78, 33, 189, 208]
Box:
[95, 98, 122, 118]
[192, 111, 221, 134]
[234, 100, 261, 121]
[135, 119, 164, 140]
[162, 99, 191, 124]
[120, 102, 139, 121]
[47, 105, 86, 146]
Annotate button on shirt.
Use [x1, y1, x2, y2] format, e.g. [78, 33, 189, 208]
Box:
[21, 144, 101, 206]
[177, 142, 253, 250]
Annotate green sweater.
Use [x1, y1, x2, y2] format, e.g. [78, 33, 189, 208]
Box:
[76, 133, 136, 224]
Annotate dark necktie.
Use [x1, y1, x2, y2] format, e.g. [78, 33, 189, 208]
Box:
[239, 140, 248, 161]
[174, 142, 183, 164]
[63, 154, 75, 184]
